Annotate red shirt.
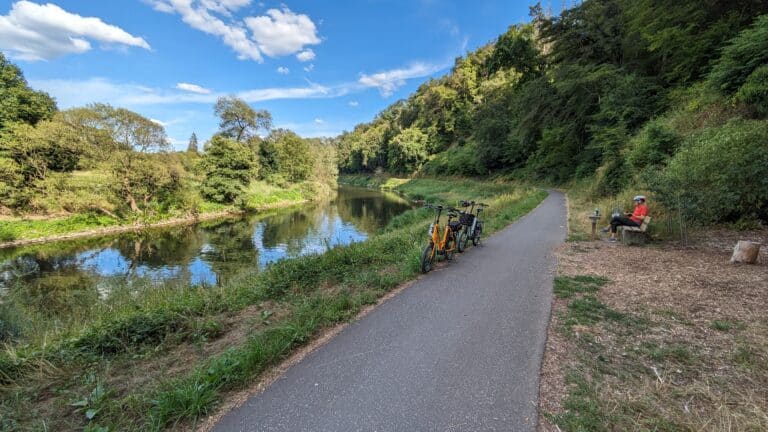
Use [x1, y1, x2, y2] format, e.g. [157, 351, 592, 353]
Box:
[630, 204, 648, 224]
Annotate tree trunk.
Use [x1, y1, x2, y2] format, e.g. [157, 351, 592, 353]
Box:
[90, 206, 119, 219]
[730, 241, 761, 264]
[127, 193, 141, 213]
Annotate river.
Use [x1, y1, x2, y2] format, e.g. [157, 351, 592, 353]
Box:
[0, 186, 413, 340]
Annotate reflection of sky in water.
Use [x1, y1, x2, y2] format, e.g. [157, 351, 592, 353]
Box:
[74, 248, 218, 286]
[253, 214, 369, 267]
[0, 186, 412, 298]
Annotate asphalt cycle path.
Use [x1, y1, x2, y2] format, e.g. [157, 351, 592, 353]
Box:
[215, 191, 567, 432]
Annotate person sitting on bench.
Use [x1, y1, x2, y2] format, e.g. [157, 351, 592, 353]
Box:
[603, 196, 648, 242]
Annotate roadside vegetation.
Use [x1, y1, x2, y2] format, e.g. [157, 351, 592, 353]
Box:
[0, 55, 337, 244]
[0, 177, 545, 431]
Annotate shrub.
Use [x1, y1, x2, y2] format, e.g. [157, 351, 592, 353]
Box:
[626, 119, 682, 171]
[708, 15, 768, 94]
[650, 119, 768, 223]
[735, 65, 768, 117]
[387, 127, 429, 173]
[420, 144, 485, 176]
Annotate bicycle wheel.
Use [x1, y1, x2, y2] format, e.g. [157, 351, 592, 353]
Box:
[457, 229, 469, 252]
[472, 223, 483, 246]
[420, 243, 435, 273]
[445, 232, 456, 260]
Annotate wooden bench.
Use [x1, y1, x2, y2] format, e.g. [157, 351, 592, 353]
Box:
[619, 216, 651, 245]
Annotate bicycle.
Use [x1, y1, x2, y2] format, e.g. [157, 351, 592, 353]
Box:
[420, 204, 461, 273]
[471, 202, 488, 246]
[457, 201, 488, 250]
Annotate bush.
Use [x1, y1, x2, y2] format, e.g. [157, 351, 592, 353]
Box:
[626, 119, 681, 171]
[736, 65, 768, 117]
[650, 119, 768, 223]
[387, 127, 429, 173]
[420, 144, 485, 176]
[708, 15, 768, 94]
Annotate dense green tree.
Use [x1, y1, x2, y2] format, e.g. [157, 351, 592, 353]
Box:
[0, 53, 57, 131]
[485, 24, 542, 78]
[708, 14, 768, 94]
[214, 96, 272, 142]
[387, 127, 430, 173]
[60, 104, 177, 213]
[187, 132, 199, 153]
[200, 135, 256, 204]
[0, 119, 85, 209]
[264, 130, 313, 183]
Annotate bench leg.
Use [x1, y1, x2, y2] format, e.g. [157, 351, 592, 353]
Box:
[621, 229, 646, 246]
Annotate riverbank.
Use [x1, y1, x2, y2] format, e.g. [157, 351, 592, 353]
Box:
[538, 205, 768, 429]
[1, 178, 546, 431]
[0, 180, 320, 248]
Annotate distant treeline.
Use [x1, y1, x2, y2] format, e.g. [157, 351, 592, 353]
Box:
[337, 0, 768, 224]
[0, 54, 337, 219]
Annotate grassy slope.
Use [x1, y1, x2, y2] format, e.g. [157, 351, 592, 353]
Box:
[0, 180, 326, 244]
[0, 177, 546, 431]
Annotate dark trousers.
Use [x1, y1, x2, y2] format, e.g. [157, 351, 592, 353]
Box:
[610, 215, 639, 233]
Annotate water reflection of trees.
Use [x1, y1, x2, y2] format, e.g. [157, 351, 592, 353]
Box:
[334, 187, 412, 234]
[199, 218, 260, 284]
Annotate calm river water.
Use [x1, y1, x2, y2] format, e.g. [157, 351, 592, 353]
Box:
[0, 186, 413, 301]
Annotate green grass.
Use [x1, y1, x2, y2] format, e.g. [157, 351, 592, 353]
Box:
[242, 180, 308, 209]
[0, 178, 547, 431]
[0, 180, 327, 244]
[554, 275, 610, 299]
[0, 213, 119, 242]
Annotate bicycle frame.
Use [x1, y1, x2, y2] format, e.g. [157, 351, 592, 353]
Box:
[427, 206, 456, 259]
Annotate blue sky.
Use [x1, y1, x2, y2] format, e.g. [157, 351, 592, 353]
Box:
[0, 0, 539, 149]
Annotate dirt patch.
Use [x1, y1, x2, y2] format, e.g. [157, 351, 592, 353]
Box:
[539, 230, 768, 431]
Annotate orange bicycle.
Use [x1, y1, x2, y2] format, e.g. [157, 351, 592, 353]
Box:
[420, 204, 461, 273]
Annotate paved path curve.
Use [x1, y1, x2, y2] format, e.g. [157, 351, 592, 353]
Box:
[215, 191, 566, 432]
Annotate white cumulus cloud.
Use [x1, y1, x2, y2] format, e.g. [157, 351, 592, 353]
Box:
[359, 63, 443, 97]
[146, 0, 262, 61]
[348, 100, 359, 107]
[277, 66, 289, 74]
[176, 82, 212, 94]
[0, 0, 151, 61]
[146, 2, 320, 63]
[244, 8, 320, 57]
[296, 48, 315, 62]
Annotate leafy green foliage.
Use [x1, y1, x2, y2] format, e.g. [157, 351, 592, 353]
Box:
[708, 14, 768, 94]
[0, 52, 56, 131]
[625, 119, 681, 171]
[264, 129, 313, 182]
[199, 135, 256, 204]
[387, 127, 430, 173]
[736, 65, 768, 117]
[650, 120, 768, 223]
[420, 144, 485, 176]
[214, 96, 272, 142]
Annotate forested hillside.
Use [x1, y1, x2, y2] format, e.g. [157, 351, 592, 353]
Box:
[0, 53, 336, 237]
[337, 0, 768, 225]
